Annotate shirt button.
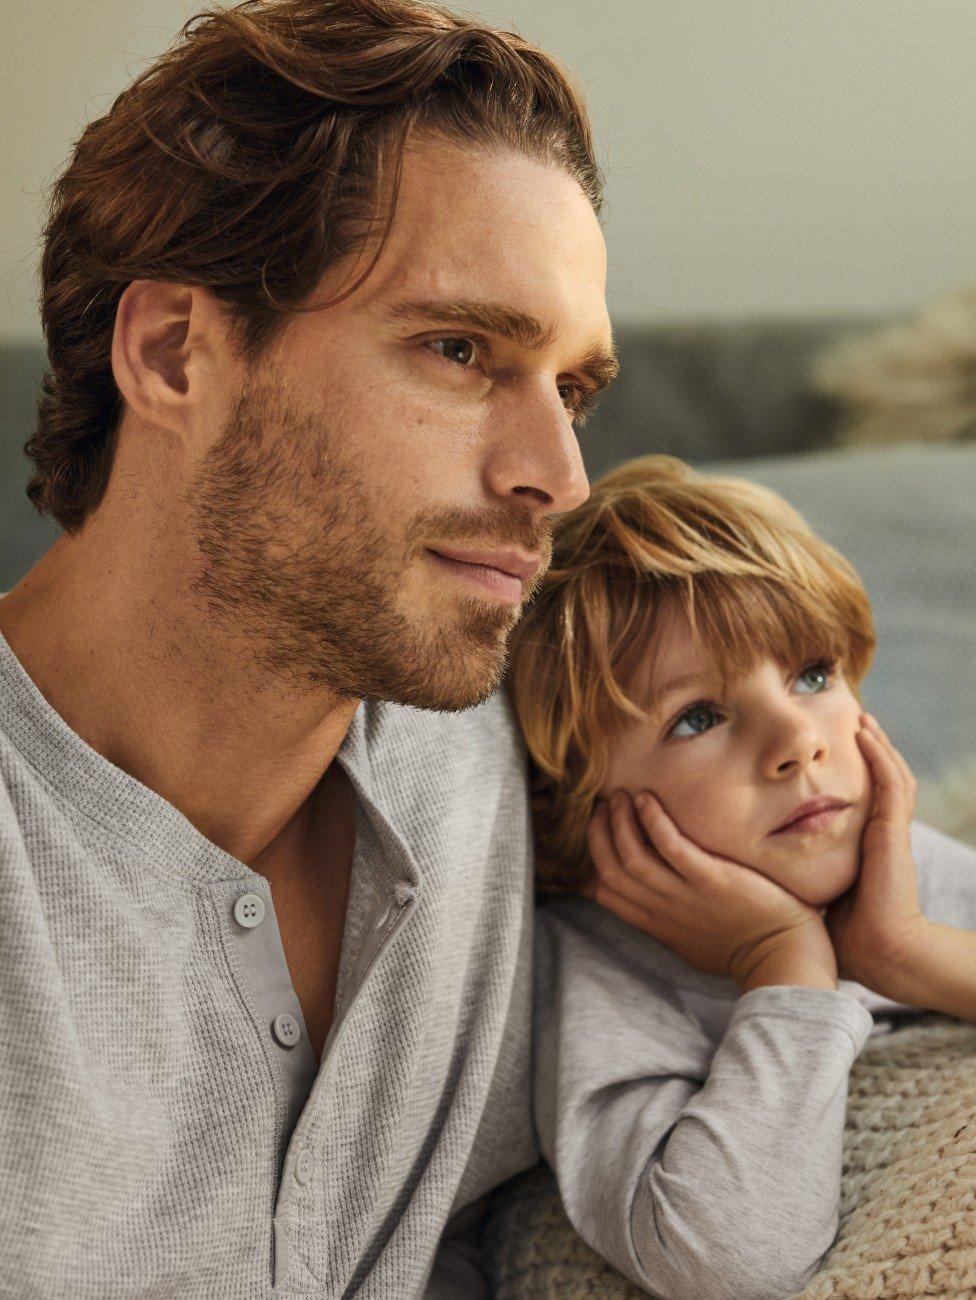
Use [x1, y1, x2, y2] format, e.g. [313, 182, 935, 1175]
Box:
[233, 892, 266, 929]
[294, 1149, 313, 1187]
[395, 882, 417, 908]
[272, 1012, 301, 1049]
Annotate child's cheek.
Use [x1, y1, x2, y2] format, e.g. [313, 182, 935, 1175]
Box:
[670, 801, 745, 865]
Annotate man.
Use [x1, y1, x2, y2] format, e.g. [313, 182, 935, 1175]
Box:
[0, 1, 615, 1294]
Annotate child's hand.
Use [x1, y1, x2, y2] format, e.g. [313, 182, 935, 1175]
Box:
[581, 789, 836, 989]
[823, 713, 931, 999]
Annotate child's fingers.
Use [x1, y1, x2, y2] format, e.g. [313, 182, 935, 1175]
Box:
[861, 713, 913, 785]
[861, 715, 917, 804]
[857, 725, 913, 826]
[860, 714, 915, 787]
[586, 799, 666, 907]
[586, 801, 619, 878]
[633, 790, 734, 888]
[606, 794, 676, 895]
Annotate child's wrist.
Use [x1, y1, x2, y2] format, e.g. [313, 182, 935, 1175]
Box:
[734, 930, 838, 994]
[872, 918, 976, 1018]
[850, 916, 935, 1006]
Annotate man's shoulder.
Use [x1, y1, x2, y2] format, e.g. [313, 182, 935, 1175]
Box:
[0, 729, 50, 866]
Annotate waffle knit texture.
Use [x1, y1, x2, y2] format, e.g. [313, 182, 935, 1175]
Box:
[0, 627, 537, 1298]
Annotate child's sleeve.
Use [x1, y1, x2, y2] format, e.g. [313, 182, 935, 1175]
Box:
[533, 895, 874, 1300]
[912, 819, 976, 928]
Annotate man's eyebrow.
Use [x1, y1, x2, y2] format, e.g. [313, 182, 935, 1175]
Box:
[383, 297, 620, 390]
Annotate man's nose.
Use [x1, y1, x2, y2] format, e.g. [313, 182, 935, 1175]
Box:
[481, 385, 591, 519]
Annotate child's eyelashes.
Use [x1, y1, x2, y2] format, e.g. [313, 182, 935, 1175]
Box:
[668, 699, 723, 740]
[664, 657, 840, 741]
[794, 657, 839, 694]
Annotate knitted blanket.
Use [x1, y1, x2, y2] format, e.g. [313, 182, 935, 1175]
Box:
[482, 1016, 976, 1298]
[482, 761, 976, 1298]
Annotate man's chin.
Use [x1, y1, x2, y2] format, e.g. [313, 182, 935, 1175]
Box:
[369, 590, 519, 710]
[364, 664, 506, 713]
[396, 635, 511, 712]
[350, 616, 511, 712]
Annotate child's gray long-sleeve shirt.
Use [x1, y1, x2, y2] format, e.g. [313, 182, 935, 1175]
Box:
[1, 623, 974, 1298]
[532, 819, 976, 1300]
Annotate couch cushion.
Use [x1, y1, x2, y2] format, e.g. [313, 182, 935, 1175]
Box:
[580, 315, 886, 478]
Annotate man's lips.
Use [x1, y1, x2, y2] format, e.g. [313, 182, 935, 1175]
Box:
[429, 547, 543, 583]
[426, 547, 544, 605]
[770, 796, 851, 835]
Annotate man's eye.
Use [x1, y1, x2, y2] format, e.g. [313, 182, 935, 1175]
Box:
[427, 337, 476, 366]
[558, 384, 602, 428]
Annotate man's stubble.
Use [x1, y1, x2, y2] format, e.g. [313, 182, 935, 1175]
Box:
[186, 371, 551, 711]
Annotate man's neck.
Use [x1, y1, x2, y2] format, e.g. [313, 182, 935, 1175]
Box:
[0, 529, 360, 869]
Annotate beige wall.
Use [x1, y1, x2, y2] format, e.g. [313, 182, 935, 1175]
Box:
[3, 0, 975, 340]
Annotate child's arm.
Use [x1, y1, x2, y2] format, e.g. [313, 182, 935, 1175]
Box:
[893, 922, 976, 1021]
[534, 895, 873, 1300]
[825, 712, 976, 1022]
[537, 798, 872, 1299]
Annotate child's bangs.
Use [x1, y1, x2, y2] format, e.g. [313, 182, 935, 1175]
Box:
[615, 570, 862, 726]
[681, 572, 855, 691]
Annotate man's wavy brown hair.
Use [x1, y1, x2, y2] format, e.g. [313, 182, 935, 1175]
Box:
[28, 0, 602, 532]
[507, 454, 877, 893]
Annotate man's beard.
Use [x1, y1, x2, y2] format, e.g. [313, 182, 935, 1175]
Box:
[185, 373, 552, 711]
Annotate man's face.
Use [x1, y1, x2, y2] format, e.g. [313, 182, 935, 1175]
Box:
[186, 136, 614, 709]
[601, 603, 874, 906]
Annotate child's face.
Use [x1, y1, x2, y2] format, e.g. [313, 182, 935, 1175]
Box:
[600, 604, 873, 906]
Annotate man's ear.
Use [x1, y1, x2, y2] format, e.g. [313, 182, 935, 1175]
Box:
[111, 281, 231, 443]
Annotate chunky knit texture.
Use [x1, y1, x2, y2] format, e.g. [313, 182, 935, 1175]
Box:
[794, 1014, 976, 1299]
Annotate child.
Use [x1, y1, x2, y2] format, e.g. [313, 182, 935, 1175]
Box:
[506, 453, 976, 1300]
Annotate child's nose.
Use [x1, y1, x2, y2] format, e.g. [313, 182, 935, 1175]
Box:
[763, 720, 827, 778]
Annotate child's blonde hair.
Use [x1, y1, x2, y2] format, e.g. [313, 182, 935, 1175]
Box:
[507, 454, 876, 892]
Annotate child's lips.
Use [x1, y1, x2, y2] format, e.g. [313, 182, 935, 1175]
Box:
[770, 803, 851, 835]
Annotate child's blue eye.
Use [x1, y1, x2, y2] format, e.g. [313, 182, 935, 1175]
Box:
[795, 659, 837, 693]
[669, 701, 721, 739]
[665, 658, 838, 740]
